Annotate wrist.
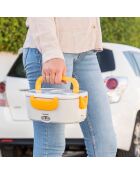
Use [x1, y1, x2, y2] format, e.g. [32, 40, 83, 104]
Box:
[42, 50, 64, 64]
[45, 58, 64, 63]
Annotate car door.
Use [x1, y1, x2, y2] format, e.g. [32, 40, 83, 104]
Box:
[6, 53, 30, 121]
[132, 51, 140, 100]
[123, 51, 140, 105]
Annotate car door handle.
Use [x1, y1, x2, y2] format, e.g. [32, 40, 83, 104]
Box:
[19, 89, 29, 92]
[13, 106, 22, 109]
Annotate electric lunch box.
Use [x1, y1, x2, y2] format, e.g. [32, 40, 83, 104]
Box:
[25, 76, 88, 124]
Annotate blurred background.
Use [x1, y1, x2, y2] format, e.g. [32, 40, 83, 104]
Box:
[0, 17, 140, 53]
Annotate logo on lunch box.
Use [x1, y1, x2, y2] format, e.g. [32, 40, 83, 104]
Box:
[41, 113, 50, 121]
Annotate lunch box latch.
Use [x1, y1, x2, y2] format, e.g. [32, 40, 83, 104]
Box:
[30, 96, 59, 111]
[79, 96, 88, 109]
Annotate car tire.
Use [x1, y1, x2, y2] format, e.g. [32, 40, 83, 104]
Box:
[117, 112, 140, 157]
[1, 145, 14, 157]
[0, 149, 2, 157]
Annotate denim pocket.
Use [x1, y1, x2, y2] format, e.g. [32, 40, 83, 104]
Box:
[22, 48, 29, 68]
[22, 48, 42, 68]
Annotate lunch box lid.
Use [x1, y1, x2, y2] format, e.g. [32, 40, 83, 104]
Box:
[26, 88, 88, 99]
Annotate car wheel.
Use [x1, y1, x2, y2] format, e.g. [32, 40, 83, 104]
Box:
[1, 145, 14, 157]
[0, 149, 2, 157]
[117, 113, 140, 157]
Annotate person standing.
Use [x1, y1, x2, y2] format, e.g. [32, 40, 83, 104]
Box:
[23, 17, 117, 157]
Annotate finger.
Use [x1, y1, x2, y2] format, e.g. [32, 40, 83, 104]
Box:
[62, 66, 67, 84]
[42, 70, 47, 83]
[49, 71, 56, 84]
[63, 66, 67, 75]
[55, 71, 63, 84]
[45, 71, 50, 83]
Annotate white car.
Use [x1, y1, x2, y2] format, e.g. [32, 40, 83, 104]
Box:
[0, 43, 140, 157]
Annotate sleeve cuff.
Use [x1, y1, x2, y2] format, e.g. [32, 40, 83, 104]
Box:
[42, 50, 65, 63]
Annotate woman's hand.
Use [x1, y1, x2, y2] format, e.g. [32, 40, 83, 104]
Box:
[42, 58, 66, 84]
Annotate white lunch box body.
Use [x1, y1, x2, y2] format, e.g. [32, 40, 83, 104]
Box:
[25, 76, 88, 124]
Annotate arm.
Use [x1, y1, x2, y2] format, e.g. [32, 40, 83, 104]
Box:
[27, 17, 64, 63]
[27, 17, 66, 84]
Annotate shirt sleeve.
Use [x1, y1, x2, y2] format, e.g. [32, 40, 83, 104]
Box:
[95, 17, 103, 51]
[26, 17, 64, 63]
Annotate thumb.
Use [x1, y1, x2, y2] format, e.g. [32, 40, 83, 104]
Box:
[63, 65, 67, 76]
[62, 66, 67, 84]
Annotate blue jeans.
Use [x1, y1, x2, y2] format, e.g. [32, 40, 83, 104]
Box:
[23, 48, 117, 157]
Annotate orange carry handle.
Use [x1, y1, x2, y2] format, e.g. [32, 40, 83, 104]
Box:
[61, 76, 79, 93]
[35, 76, 79, 93]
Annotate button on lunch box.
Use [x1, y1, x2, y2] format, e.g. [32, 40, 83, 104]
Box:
[25, 76, 88, 124]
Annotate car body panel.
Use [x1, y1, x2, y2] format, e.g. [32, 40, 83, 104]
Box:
[0, 52, 17, 82]
[6, 77, 29, 121]
[1, 43, 140, 151]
